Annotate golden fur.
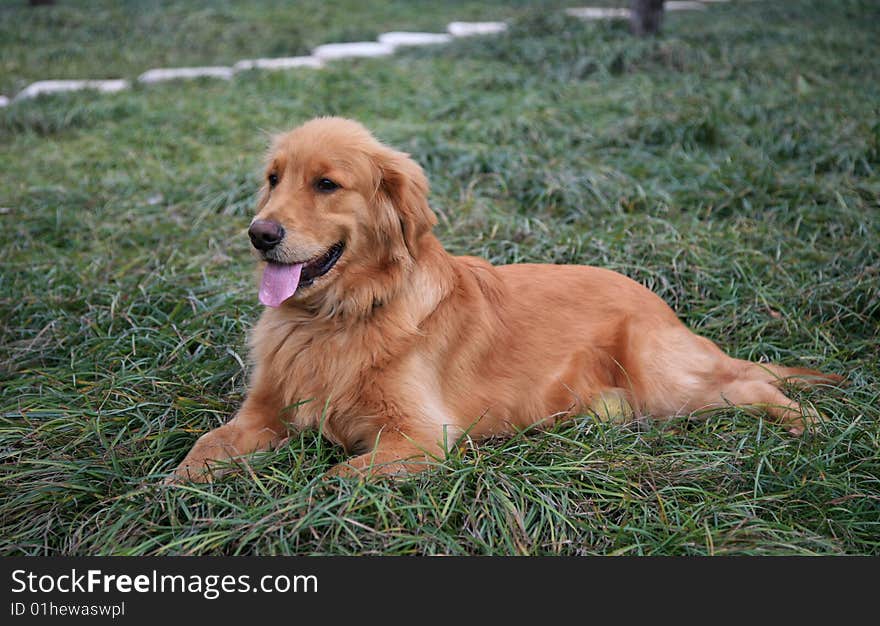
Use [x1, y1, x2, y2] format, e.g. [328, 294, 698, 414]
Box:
[171, 117, 842, 481]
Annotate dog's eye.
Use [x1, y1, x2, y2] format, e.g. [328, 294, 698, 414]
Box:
[315, 178, 340, 193]
[268, 173, 279, 188]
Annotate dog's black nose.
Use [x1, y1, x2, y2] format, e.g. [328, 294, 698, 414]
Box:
[248, 219, 285, 251]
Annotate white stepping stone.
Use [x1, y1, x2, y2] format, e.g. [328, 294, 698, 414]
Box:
[565, 7, 631, 20]
[137, 66, 234, 84]
[667, 1, 707, 10]
[446, 21, 508, 37]
[14, 79, 129, 101]
[0, 96, 9, 107]
[377, 32, 453, 48]
[233, 56, 323, 72]
[312, 42, 395, 61]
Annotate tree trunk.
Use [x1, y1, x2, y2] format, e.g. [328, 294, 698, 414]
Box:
[631, 0, 665, 36]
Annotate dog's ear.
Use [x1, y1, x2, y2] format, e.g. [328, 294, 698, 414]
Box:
[375, 147, 437, 258]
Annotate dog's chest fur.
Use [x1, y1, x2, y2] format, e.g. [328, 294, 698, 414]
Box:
[249, 305, 424, 452]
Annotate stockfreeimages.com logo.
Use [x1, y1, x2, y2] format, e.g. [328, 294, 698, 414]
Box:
[10, 569, 317, 600]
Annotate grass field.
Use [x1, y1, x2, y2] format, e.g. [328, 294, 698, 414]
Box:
[0, 0, 589, 95]
[1, 0, 878, 555]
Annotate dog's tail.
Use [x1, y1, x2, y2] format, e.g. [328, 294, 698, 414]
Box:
[749, 362, 845, 389]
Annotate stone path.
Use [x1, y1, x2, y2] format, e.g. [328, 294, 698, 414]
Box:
[1, 2, 732, 106]
[14, 79, 129, 100]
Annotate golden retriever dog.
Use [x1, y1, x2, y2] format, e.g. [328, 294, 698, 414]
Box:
[170, 117, 841, 482]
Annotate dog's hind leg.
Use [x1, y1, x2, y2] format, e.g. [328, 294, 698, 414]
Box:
[628, 325, 834, 435]
[708, 378, 821, 435]
[713, 361, 844, 434]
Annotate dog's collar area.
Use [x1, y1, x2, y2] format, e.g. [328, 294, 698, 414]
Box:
[297, 241, 345, 287]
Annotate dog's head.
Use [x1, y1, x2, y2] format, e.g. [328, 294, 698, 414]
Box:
[250, 117, 437, 312]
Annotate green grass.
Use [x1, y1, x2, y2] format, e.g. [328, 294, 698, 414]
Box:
[1, 0, 879, 555]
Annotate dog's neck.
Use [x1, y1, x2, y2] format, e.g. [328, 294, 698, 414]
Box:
[354, 233, 457, 330]
[394, 233, 457, 323]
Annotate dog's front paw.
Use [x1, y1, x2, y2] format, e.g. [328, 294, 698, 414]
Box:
[326, 451, 434, 480]
[165, 430, 239, 484]
[326, 461, 366, 480]
[164, 458, 215, 484]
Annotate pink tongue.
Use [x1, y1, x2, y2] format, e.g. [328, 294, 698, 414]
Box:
[259, 263, 303, 307]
